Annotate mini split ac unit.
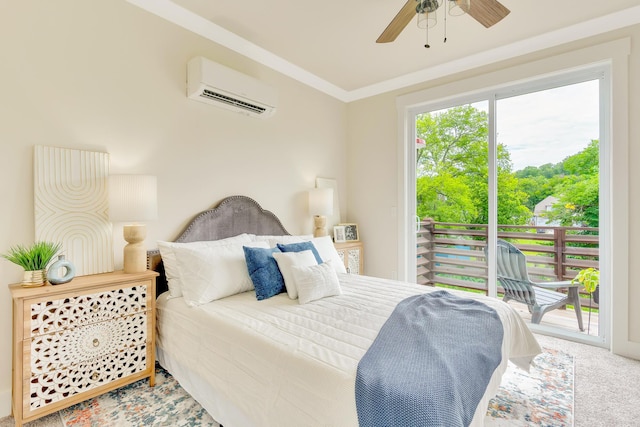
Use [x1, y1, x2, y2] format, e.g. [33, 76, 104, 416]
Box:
[187, 57, 278, 118]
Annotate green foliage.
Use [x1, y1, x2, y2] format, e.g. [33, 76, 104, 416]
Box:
[544, 140, 600, 227]
[416, 105, 531, 224]
[416, 104, 600, 228]
[515, 175, 565, 211]
[497, 173, 532, 224]
[416, 105, 489, 178]
[563, 140, 599, 175]
[515, 162, 565, 179]
[2, 241, 61, 270]
[572, 268, 600, 293]
[417, 172, 478, 222]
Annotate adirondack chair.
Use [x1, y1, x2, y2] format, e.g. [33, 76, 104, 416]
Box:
[490, 239, 584, 331]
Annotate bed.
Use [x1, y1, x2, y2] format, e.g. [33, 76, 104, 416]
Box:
[148, 195, 541, 427]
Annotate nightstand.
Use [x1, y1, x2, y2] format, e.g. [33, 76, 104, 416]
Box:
[334, 241, 364, 275]
[9, 270, 158, 427]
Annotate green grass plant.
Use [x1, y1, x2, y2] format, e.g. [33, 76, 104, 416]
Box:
[2, 241, 61, 271]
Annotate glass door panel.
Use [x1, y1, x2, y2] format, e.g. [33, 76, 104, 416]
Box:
[415, 101, 491, 295]
[495, 79, 602, 338]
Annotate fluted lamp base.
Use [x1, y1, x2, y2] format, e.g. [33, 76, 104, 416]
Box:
[313, 215, 328, 238]
[123, 224, 148, 273]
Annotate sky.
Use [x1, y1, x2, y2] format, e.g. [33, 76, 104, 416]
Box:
[494, 80, 600, 172]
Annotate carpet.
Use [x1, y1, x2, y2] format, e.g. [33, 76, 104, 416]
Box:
[485, 347, 574, 426]
[59, 367, 218, 427]
[60, 348, 573, 427]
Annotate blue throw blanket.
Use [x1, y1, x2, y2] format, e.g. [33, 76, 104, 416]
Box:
[355, 290, 504, 427]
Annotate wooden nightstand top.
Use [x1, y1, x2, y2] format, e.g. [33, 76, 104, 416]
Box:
[9, 270, 158, 299]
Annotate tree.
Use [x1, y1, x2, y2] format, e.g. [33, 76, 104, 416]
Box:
[563, 139, 599, 176]
[416, 105, 488, 178]
[544, 140, 599, 227]
[516, 175, 564, 212]
[515, 162, 565, 179]
[416, 172, 477, 222]
[416, 105, 531, 225]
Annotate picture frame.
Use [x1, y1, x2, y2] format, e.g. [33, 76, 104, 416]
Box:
[340, 223, 359, 242]
[333, 225, 346, 243]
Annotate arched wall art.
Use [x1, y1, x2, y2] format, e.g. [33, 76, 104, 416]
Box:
[34, 145, 113, 276]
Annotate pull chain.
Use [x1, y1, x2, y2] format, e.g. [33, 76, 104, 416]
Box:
[424, 22, 430, 48]
[444, 1, 448, 43]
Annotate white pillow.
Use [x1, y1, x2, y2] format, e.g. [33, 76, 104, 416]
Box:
[157, 234, 254, 298]
[291, 261, 342, 304]
[172, 241, 269, 306]
[272, 250, 318, 300]
[260, 235, 313, 247]
[310, 236, 347, 274]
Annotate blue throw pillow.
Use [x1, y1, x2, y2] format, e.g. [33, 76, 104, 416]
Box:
[276, 241, 323, 264]
[243, 246, 285, 300]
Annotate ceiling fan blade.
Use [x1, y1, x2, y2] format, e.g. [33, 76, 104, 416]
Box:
[377, 0, 417, 43]
[464, 0, 510, 28]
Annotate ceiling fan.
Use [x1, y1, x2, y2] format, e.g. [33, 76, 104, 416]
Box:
[377, 0, 510, 43]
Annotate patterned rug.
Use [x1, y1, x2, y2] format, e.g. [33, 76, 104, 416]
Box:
[60, 348, 573, 426]
[59, 366, 218, 427]
[486, 347, 574, 426]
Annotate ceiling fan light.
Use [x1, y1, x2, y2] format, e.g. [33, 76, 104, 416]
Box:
[448, 0, 470, 16]
[417, 11, 437, 29]
[416, 0, 442, 14]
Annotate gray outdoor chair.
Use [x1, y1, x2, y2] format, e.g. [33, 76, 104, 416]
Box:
[491, 239, 584, 331]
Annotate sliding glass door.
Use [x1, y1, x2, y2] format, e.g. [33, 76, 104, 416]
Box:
[406, 67, 608, 343]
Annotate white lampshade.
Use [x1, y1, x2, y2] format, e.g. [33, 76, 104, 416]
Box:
[309, 188, 333, 238]
[109, 175, 158, 222]
[308, 188, 333, 216]
[108, 175, 157, 273]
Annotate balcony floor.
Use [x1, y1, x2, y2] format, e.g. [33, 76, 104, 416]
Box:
[502, 299, 599, 336]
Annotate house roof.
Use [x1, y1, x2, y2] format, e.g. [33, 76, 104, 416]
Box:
[128, 0, 640, 101]
[534, 195, 559, 215]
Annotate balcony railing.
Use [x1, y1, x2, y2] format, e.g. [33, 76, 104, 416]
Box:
[416, 218, 599, 308]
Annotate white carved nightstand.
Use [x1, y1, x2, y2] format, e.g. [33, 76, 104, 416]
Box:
[334, 241, 364, 275]
[9, 270, 158, 427]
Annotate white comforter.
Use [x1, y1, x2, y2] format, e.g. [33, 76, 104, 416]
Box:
[156, 273, 541, 427]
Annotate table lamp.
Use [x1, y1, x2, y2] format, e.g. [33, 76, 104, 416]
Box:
[108, 175, 158, 273]
[308, 188, 333, 238]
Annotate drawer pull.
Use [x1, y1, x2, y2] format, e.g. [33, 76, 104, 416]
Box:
[91, 304, 99, 313]
[92, 338, 100, 347]
[91, 372, 99, 381]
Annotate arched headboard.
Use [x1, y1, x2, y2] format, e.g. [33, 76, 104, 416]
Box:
[148, 195, 290, 295]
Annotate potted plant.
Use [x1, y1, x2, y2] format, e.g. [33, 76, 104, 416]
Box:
[2, 241, 61, 286]
[572, 267, 600, 303]
[572, 267, 599, 334]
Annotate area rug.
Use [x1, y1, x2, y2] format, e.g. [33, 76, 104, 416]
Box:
[60, 348, 573, 426]
[59, 366, 218, 427]
[485, 347, 574, 426]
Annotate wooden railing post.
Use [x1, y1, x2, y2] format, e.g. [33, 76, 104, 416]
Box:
[554, 228, 566, 281]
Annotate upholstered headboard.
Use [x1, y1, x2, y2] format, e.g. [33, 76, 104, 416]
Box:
[148, 195, 290, 296]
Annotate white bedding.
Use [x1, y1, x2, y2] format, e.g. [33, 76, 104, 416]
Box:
[156, 273, 541, 427]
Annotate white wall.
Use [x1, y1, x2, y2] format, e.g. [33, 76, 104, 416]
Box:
[347, 26, 640, 359]
[0, 1, 347, 416]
